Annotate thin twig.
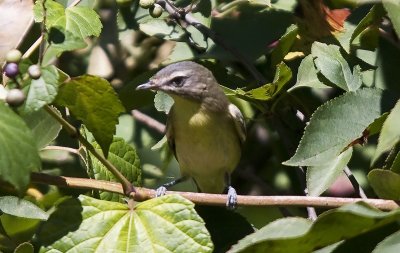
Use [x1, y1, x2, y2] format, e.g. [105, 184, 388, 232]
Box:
[155, 0, 266, 84]
[344, 166, 367, 199]
[30, 172, 399, 210]
[132, 110, 166, 134]
[43, 105, 135, 195]
[42, 145, 80, 154]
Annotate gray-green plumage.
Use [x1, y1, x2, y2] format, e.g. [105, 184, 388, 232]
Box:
[137, 61, 245, 195]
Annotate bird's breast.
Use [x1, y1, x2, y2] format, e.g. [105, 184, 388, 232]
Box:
[169, 101, 241, 191]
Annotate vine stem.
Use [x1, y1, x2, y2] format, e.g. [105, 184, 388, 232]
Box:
[30, 172, 399, 211]
[43, 105, 135, 196]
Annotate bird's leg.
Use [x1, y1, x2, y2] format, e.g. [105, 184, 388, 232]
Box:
[155, 176, 189, 197]
[225, 173, 238, 210]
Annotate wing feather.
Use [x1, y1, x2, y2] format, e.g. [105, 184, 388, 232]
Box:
[228, 103, 246, 145]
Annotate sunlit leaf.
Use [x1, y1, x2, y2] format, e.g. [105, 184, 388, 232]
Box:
[0, 196, 48, 220]
[39, 195, 213, 252]
[33, 0, 102, 55]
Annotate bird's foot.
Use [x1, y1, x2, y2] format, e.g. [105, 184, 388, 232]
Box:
[226, 186, 238, 210]
[155, 186, 167, 197]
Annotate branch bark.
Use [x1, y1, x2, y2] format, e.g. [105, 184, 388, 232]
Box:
[31, 172, 399, 211]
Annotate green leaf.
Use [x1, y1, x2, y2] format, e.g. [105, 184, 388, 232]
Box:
[21, 65, 60, 114]
[368, 169, 400, 200]
[0, 196, 48, 220]
[14, 242, 34, 253]
[373, 100, 400, 163]
[55, 75, 125, 156]
[390, 151, 400, 173]
[335, 5, 385, 52]
[372, 229, 400, 253]
[236, 62, 292, 101]
[39, 195, 213, 252]
[270, 24, 298, 67]
[307, 147, 353, 197]
[290, 54, 331, 90]
[283, 88, 394, 166]
[311, 42, 362, 91]
[87, 137, 142, 202]
[383, 0, 400, 38]
[154, 91, 174, 114]
[33, 0, 102, 55]
[0, 103, 41, 192]
[22, 107, 62, 150]
[229, 202, 400, 253]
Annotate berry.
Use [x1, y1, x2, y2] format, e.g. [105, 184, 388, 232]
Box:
[28, 65, 41, 79]
[139, 0, 155, 9]
[6, 89, 25, 107]
[3, 63, 19, 78]
[6, 49, 22, 63]
[150, 4, 163, 18]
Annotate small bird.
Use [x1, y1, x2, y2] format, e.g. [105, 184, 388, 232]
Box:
[136, 61, 246, 208]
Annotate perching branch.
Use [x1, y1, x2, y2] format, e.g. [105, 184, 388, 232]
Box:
[44, 105, 135, 195]
[30, 172, 399, 210]
[155, 0, 266, 84]
[132, 109, 166, 134]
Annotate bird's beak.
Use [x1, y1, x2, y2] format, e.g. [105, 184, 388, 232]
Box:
[136, 81, 156, 91]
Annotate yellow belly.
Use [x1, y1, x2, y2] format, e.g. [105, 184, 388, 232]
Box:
[170, 101, 241, 193]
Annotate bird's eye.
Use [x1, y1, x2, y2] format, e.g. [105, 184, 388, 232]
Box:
[170, 76, 185, 87]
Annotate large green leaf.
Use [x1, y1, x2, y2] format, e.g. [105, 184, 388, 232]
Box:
[39, 195, 213, 252]
[307, 147, 353, 197]
[33, 0, 102, 55]
[368, 169, 400, 200]
[229, 202, 400, 253]
[0, 103, 41, 193]
[0, 196, 48, 220]
[373, 100, 400, 163]
[87, 137, 142, 202]
[283, 88, 394, 166]
[55, 75, 125, 156]
[311, 42, 362, 92]
[383, 0, 400, 37]
[22, 107, 62, 150]
[21, 65, 60, 114]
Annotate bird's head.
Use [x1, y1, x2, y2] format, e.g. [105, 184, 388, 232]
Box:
[136, 61, 224, 102]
